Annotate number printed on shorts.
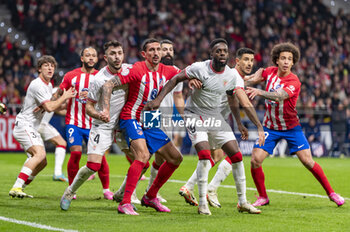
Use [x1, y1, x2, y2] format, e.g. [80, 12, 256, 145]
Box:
[68, 128, 74, 137]
[30, 132, 37, 138]
[264, 132, 269, 139]
[94, 134, 100, 144]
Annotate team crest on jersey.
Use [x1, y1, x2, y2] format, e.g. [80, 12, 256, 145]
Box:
[150, 89, 158, 100]
[69, 136, 74, 144]
[121, 68, 130, 76]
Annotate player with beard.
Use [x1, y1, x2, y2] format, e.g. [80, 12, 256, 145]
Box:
[146, 39, 265, 215]
[53, 47, 114, 200]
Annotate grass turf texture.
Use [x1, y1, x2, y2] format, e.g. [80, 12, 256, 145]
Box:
[0, 153, 349, 232]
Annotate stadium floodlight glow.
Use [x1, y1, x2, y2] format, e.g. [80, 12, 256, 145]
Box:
[36, 52, 41, 58]
[331, 0, 335, 6]
[15, 34, 19, 39]
[7, 27, 12, 33]
[0, 22, 4, 27]
[29, 46, 33, 51]
[59, 71, 64, 76]
[22, 40, 26, 45]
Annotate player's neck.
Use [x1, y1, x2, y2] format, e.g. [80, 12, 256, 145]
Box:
[211, 60, 225, 73]
[145, 60, 159, 71]
[107, 65, 120, 74]
[81, 66, 95, 74]
[39, 74, 50, 84]
[277, 69, 291, 77]
[234, 66, 245, 77]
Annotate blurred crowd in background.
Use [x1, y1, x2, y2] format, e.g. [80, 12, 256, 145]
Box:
[1, 0, 350, 156]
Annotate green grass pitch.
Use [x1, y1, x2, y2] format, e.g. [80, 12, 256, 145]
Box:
[0, 153, 349, 232]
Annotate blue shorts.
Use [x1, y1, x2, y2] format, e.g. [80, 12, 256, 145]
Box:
[253, 125, 310, 155]
[65, 125, 90, 148]
[119, 119, 170, 154]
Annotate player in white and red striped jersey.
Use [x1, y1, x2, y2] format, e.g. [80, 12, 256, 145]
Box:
[100, 38, 183, 215]
[54, 47, 113, 199]
[245, 42, 345, 207]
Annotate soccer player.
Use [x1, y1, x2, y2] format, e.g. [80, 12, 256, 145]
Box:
[146, 39, 264, 215]
[179, 48, 255, 209]
[54, 47, 113, 199]
[145, 39, 185, 202]
[60, 40, 138, 210]
[101, 38, 183, 215]
[244, 42, 345, 207]
[9, 55, 75, 198]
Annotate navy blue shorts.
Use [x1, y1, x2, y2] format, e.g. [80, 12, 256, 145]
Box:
[65, 125, 90, 148]
[253, 125, 310, 155]
[119, 119, 170, 154]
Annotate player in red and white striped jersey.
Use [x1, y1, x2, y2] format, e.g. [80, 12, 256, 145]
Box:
[53, 47, 113, 199]
[245, 42, 345, 207]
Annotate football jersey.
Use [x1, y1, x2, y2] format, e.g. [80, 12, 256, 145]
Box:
[16, 77, 53, 129]
[185, 60, 244, 116]
[41, 87, 58, 124]
[119, 61, 180, 122]
[60, 68, 98, 129]
[88, 65, 128, 129]
[261, 66, 301, 130]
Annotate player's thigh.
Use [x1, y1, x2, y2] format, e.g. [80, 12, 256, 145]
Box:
[211, 148, 225, 163]
[157, 140, 183, 165]
[87, 154, 103, 163]
[13, 125, 44, 152]
[87, 127, 113, 157]
[143, 128, 171, 155]
[38, 123, 60, 142]
[295, 149, 314, 169]
[154, 152, 165, 166]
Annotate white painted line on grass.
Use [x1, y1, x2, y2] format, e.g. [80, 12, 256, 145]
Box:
[0, 216, 78, 232]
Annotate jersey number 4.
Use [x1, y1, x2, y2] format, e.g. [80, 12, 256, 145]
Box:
[94, 134, 100, 144]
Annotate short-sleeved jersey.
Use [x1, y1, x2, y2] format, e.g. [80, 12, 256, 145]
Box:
[261, 66, 301, 130]
[60, 68, 98, 129]
[185, 60, 244, 116]
[41, 87, 58, 124]
[16, 77, 53, 129]
[119, 61, 180, 122]
[88, 65, 128, 129]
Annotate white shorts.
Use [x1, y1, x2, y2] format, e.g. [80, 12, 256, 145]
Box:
[38, 122, 60, 141]
[185, 111, 236, 148]
[13, 123, 44, 151]
[114, 130, 129, 151]
[87, 125, 114, 156]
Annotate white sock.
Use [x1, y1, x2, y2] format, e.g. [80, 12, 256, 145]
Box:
[232, 161, 247, 205]
[196, 160, 212, 206]
[103, 188, 110, 193]
[208, 159, 232, 191]
[13, 166, 32, 188]
[70, 166, 95, 193]
[146, 165, 158, 192]
[185, 169, 198, 190]
[54, 146, 66, 176]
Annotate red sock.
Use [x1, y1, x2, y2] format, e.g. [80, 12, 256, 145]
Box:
[251, 166, 268, 198]
[309, 162, 334, 195]
[121, 160, 145, 204]
[18, 172, 29, 183]
[24, 178, 33, 185]
[198, 150, 215, 167]
[229, 151, 243, 163]
[146, 162, 179, 199]
[98, 155, 110, 189]
[225, 156, 232, 165]
[67, 151, 82, 185]
[152, 161, 160, 170]
[125, 155, 133, 165]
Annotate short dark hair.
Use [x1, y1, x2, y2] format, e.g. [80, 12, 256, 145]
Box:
[209, 38, 228, 50]
[160, 39, 173, 46]
[37, 55, 57, 70]
[141, 38, 160, 51]
[103, 40, 123, 53]
[271, 42, 300, 65]
[236, 48, 255, 59]
[80, 46, 96, 56]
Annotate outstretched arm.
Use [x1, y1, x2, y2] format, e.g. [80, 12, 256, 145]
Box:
[234, 88, 265, 146]
[145, 70, 187, 110]
[244, 68, 264, 86]
[246, 87, 290, 102]
[100, 75, 123, 121]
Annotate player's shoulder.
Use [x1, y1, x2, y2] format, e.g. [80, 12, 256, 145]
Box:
[64, 68, 81, 79]
[188, 60, 209, 69]
[288, 72, 301, 85]
[265, 66, 278, 74]
[160, 63, 180, 72]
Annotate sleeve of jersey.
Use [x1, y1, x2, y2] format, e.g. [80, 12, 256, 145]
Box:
[226, 72, 244, 96]
[283, 80, 300, 98]
[184, 62, 202, 80]
[165, 66, 181, 81]
[261, 67, 273, 81]
[119, 68, 135, 85]
[59, 74, 70, 90]
[174, 81, 183, 93]
[87, 79, 99, 103]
